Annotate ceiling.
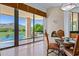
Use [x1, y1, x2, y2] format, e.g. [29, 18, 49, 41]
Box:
[34, 3, 79, 9]
[26, 3, 63, 12]
[36, 3, 63, 9]
[26, 3, 79, 12]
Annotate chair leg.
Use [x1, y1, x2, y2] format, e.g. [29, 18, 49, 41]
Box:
[58, 50, 66, 56]
[61, 51, 66, 56]
[58, 50, 60, 56]
[47, 49, 49, 56]
[47, 49, 60, 56]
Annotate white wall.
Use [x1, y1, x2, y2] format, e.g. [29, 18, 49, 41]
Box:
[46, 7, 64, 43]
[47, 8, 64, 35]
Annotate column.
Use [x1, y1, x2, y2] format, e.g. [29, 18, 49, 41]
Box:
[64, 11, 71, 37]
[27, 16, 31, 38]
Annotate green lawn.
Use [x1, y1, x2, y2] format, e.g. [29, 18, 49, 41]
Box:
[0, 31, 25, 37]
[0, 32, 14, 37]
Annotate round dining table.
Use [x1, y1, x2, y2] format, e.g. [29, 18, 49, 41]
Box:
[55, 37, 76, 56]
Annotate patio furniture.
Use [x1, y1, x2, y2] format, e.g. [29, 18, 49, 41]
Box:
[70, 32, 77, 38]
[57, 30, 74, 48]
[57, 30, 64, 40]
[55, 38, 75, 48]
[55, 35, 79, 56]
[63, 35, 79, 56]
[51, 31, 57, 37]
[44, 30, 60, 56]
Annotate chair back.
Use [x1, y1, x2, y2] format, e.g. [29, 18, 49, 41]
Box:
[70, 33, 77, 38]
[57, 30, 64, 39]
[73, 34, 79, 56]
[44, 30, 49, 48]
[51, 31, 57, 37]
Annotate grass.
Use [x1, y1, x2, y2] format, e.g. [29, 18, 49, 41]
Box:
[0, 31, 25, 37]
[0, 32, 14, 37]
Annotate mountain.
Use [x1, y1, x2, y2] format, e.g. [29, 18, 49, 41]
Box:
[0, 23, 25, 29]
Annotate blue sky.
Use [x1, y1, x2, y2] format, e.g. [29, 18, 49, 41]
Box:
[0, 14, 14, 24]
[0, 14, 43, 26]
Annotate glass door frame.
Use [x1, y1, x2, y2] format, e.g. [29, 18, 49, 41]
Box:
[0, 6, 44, 50]
[14, 8, 19, 47]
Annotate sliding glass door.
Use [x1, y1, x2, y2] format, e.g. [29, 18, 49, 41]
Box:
[0, 4, 14, 48]
[0, 4, 45, 49]
[34, 14, 44, 41]
[18, 11, 44, 44]
[19, 10, 33, 45]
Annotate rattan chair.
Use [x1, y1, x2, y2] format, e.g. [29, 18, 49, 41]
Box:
[44, 30, 59, 56]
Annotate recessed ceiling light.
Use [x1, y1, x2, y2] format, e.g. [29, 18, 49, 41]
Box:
[61, 3, 76, 11]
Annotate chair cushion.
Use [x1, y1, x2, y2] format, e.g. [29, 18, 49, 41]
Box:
[48, 43, 59, 49]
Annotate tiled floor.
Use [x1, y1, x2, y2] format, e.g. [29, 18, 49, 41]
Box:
[0, 41, 57, 56]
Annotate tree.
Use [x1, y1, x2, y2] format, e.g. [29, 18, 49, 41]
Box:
[33, 24, 43, 32]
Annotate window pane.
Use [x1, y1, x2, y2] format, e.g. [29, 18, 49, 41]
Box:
[34, 14, 44, 41]
[19, 10, 33, 45]
[0, 4, 14, 48]
[72, 13, 78, 31]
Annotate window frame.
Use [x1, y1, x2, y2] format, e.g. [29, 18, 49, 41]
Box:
[70, 12, 79, 33]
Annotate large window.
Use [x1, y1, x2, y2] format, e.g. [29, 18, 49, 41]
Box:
[70, 12, 79, 31]
[19, 10, 44, 44]
[0, 4, 14, 48]
[34, 15, 44, 41]
[0, 4, 45, 49]
[19, 10, 33, 45]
